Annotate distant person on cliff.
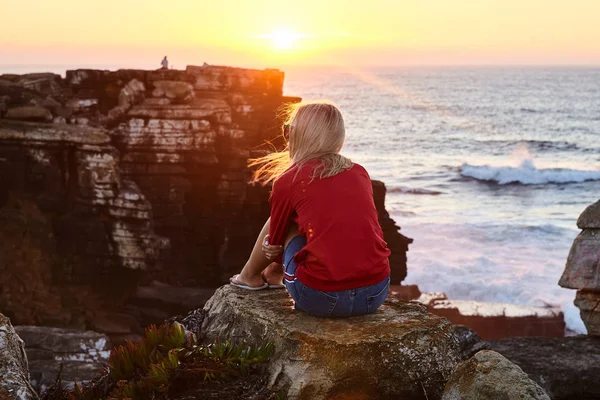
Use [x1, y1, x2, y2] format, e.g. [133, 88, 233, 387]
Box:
[230, 102, 390, 317]
[161, 56, 169, 70]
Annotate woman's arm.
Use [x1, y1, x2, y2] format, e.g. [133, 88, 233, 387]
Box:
[268, 180, 295, 263]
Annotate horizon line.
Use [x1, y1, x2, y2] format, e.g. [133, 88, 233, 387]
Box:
[2, 63, 600, 70]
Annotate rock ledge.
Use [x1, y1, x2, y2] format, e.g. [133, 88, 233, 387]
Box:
[198, 285, 461, 400]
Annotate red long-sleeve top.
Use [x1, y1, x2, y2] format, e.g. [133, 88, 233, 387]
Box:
[269, 160, 390, 292]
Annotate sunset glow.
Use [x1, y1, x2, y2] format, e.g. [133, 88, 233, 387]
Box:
[1, 0, 599, 68]
[262, 30, 304, 50]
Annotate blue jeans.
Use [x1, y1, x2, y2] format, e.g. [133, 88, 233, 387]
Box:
[283, 236, 390, 318]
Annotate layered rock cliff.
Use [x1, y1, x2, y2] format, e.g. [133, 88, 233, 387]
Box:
[0, 65, 412, 331]
[559, 199, 600, 335]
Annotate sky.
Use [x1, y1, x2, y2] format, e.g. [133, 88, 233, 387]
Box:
[1, 0, 600, 69]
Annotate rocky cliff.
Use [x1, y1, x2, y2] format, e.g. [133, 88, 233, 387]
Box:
[559, 199, 600, 335]
[0, 65, 412, 332]
[0, 313, 39, 400]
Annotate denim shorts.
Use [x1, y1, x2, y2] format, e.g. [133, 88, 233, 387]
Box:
[283, 235, 390, 318]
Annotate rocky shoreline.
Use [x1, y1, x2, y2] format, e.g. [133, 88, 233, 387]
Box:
[1, 64, 599, 399]
[0, 64, 413, 338]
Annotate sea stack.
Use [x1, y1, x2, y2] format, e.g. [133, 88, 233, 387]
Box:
[559, 200, 600, 335]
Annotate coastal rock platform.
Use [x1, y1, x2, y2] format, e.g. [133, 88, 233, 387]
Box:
[491, 335, 600, 400]
[442, 350, 550, 400]
[196, 285, 461, 400]
[14, 326, 111, 392]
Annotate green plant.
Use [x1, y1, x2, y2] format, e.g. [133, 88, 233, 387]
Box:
[175, 340, 275, 382]
[273, 390, 288, 400]
[108, 323, 186, 381]
[54, 323, 275, 400]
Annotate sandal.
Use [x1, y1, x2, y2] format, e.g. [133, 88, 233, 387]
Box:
[260, 272, 285, 289]
[229, 274, 269, 291]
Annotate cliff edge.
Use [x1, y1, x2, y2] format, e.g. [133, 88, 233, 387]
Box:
[0, 65, 412, 332]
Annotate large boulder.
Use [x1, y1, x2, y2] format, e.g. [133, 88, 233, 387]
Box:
[0, 314, 39, 400]
[577, 200, 600, 229]
[197, 285, 461, 400]
[491, 335, 600, 400]
[442, 350, 550, 400]
[14, 326, 110, 392]
[559, 200, 600, 335]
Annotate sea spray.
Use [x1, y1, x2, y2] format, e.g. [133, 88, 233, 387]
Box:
[461, 162, 600, 185]
[461, 143, 600, 185]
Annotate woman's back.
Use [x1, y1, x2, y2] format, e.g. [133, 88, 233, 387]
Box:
[269, 160, 391, 291]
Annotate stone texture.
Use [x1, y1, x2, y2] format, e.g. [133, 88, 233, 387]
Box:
[13, 326, 110, 392]
[5, 106, 52, 122]
[577, 200, 600, 229]
[0, 314, 39, 400]
[559, 200, 600, 335]
[0, 120, 167, 329]
[491, 335, 600, 400]
[442, 350, 550, 400]
[197, 285, 461, 400]
[372, 180, 413, 284]
[186, 65, 284, 95]
[13, 74, 63, 98]
[152, 80, 194, 101]
[574, 290, 600, 335]
[559, 229, 600, 291]
[452, 325, 491, 361]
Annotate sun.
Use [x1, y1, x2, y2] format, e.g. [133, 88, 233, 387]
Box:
[265, 30, 302, 50]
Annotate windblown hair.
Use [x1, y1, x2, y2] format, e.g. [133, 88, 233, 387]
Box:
[249, 101, 353, 184]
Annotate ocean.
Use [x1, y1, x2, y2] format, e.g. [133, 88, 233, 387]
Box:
[285, 66, 600, 333]
[2, 64, 599, 333]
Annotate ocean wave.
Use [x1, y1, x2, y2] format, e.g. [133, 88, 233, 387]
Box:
[389, 186, 443, 195]
[477, 139, 582, 153]
[461, 160, 600, 185]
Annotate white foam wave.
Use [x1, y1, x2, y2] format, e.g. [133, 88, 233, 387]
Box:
[461, 160, 600, 185]
[401, 221, 587, 333]
[389, 186, 443, 195]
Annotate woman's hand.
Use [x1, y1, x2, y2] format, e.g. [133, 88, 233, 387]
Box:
[262, 234, 284, 260]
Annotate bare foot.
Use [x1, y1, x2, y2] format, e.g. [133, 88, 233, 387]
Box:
[261, 262, 284, 286]
[233, 271, 266, 288]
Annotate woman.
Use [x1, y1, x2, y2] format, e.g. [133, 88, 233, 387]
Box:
[230, 101, 391, 317]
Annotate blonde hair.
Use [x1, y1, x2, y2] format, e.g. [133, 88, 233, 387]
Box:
[249, 101, 353, 184]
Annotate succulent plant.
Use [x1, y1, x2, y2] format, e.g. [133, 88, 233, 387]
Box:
[45, 322, 274, 400]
